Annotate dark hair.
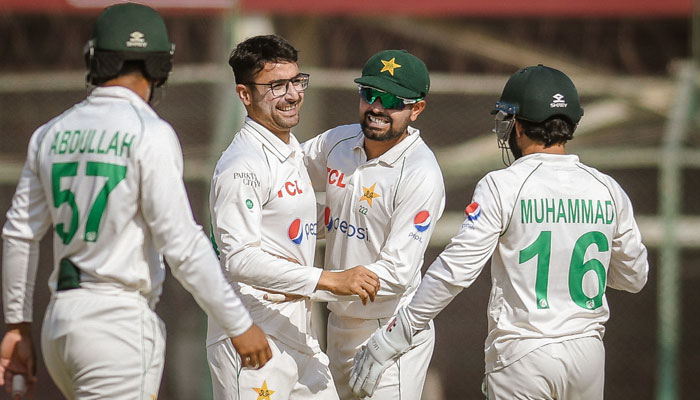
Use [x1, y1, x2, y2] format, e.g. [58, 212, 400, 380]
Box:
[517, 116, 576, 147]
[89, 60, 147, 86]
[228, 35, 298, 84]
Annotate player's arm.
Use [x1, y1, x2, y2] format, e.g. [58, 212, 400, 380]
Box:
[364, 165, 446, 298]
[1, 127, 53, 394]
[405, 176, 502, 327]
[350, 177, 503, 397]
[301, 129, 331, 193]
[607, 183, 649, 292]
[138, 124, 265, 356]
[211, 155, 322, 296]
[311, 165, 445, 303]
[302, 132, 331, 242]
[259, 256, 379, 304]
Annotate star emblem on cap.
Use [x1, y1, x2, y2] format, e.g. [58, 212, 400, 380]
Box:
[380, 57, 401, 76]
[360, 183, 382, 207]
[252, 380, 275, 400]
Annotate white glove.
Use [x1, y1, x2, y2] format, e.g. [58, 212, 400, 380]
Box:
[349, 307, 414, 398]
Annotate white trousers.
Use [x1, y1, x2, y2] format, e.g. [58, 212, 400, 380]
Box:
[207, 335, 339, 400]
[485, 336, 605, 400]
[327, 312, 435, 400]
[41, 287, 166, 400]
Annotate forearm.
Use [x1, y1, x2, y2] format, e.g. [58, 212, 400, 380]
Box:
[167, 234, 253, 338]
[224, 247, 321, 296]
[405, 268, 462, 331]
[2, 237, 39, 324]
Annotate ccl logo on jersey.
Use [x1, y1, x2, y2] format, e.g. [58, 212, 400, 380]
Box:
[288, 218, 317, 245]
[327, 168, 347, 188]
[409, 210, 431, 243]
[324, 207, 369, 241]
[277, 180, 303, 198]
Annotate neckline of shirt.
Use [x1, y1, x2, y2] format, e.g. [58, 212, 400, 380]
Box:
[352, 125, 422, 166]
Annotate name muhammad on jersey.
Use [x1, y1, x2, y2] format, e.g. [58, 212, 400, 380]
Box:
[521, 198, 615, 225]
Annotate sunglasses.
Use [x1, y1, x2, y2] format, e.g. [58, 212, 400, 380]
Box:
[358, 86, 420, 110]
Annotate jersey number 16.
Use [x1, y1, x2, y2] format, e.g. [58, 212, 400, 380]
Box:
[519, 230, 608, 311]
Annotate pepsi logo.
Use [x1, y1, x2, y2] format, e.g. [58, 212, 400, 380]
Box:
[288, 218, 303, 245]
[465, 202, 481, 222]
[324, 207, 333, 230]
[323, 206, 369, 241]
[413, 210, 431, 232]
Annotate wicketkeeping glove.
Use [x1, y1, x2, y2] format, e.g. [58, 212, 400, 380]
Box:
[349, 307, 414, 398]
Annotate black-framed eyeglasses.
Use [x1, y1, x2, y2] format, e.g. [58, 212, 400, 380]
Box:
[244, 73, 310, 97]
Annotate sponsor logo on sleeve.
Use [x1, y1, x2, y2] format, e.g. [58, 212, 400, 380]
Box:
[466, 202, 481, 222]
[409, 210, 431, 243]
[462, 202, 482, 229]
[413, 210, 431, 232]
[232, 171, 260, 188]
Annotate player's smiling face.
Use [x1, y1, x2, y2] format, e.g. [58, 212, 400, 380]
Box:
[241, 61, 304, 137]
[359, 92, 425, 143]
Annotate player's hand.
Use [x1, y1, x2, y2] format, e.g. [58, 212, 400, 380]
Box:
[0, 323, 36, 399]
[317, 267, 380, 305]
[350, 307, 416, 397]
[230, 324, 272, 370]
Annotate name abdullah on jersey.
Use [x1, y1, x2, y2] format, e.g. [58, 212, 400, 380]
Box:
[48, 129, 135, 158]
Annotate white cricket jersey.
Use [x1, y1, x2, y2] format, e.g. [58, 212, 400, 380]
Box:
[303, 124, 445, 319]
[407, 153, 648, 372]
[207, 118, 323, 354]
[2, 86, 253, 338]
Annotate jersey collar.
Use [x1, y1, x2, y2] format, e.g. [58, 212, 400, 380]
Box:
[354, 125, 423, 166]
[512, 152, 580, 166]
[89, 86, 149, 106]
[243, 117, 299, 162]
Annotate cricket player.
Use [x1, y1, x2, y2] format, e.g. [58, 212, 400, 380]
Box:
[351, 65, 650, 400]
[206, 35, 379, 400]
[303, 49, 446, 399]
[0, 4, 270, 399]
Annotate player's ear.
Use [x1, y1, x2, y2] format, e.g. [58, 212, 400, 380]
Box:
[514, 119, 524, 138]
[236, 84, 253, 106]
[409, 100, 426, 122]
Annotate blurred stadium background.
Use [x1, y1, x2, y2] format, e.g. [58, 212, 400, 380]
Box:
[1, 0, 699, 399]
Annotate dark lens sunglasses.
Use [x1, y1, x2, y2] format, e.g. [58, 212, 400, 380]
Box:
[358, 86, 420, 110]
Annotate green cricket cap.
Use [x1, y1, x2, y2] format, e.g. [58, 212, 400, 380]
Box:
[494, 64, 583, 124]
[92, 3, 171, 53]
[354, 49, 430, 99]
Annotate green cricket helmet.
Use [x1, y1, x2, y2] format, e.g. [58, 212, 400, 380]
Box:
[493, 65, 583, 129]
[84, 3, 175, 86]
